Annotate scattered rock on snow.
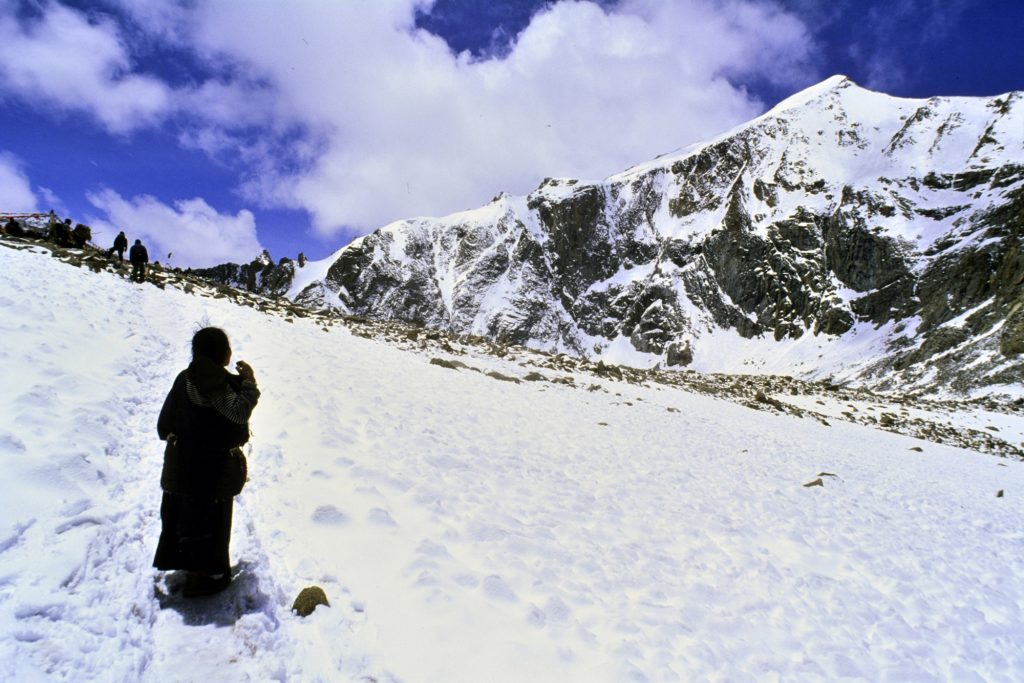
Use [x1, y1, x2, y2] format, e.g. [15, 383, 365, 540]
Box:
[430, 357, 469, 371]
[485, 370, 520, 383]
[755, 391, 785, 410]
[594, 361, 623, 380]
[803, 478, 824, 488]
[292, 586, 330, 617]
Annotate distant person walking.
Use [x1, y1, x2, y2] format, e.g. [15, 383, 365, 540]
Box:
[129, 238, 148, 282]
[112, 231, 128, 261]
[154, 327, 260, 596]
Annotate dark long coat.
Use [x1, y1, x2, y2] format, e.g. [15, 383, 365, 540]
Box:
[153, 357, 260, 574]
[129, 243, 148, 264]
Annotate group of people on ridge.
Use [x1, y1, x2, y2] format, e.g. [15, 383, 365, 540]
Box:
[2, 212, 90, 247]
[3, 213, 150, 283]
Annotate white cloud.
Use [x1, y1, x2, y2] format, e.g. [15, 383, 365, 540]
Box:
[85, 189, 264, 268]
[7, 0, 817, 246]
[0, 153, 39, 212]
[0, 3, 172, 134]
[158, 0, 815, 238]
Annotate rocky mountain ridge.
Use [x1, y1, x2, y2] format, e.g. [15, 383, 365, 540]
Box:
[2, 233, 1021, 458]
[196, 76, 1024, 398]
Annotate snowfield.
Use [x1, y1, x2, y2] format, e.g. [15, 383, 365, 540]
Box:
[1, 242, 1024, 682]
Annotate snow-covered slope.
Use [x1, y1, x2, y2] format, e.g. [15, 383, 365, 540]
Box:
[3, 238, 1024, 681]
[213, 76, 1023, 397]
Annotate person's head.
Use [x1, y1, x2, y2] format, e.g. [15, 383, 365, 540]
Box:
[192, 327, 231, 367]
[134, 239, 141, 245]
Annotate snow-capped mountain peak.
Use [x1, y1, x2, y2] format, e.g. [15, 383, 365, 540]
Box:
[197, 76, 1024, 398]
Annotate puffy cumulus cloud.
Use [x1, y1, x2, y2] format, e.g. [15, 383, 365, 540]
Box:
[0, 153, 39, 212]
[0, 3, 172, 134]
[160, 0, 815, 239]
[85, 189, 263, 268]
[53, 0, 815, 241]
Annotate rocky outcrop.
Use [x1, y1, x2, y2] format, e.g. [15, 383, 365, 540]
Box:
[192, 250, 296, 298]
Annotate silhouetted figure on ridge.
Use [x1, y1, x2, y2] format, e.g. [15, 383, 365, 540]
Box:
[111, 231, 128, 261]
[129, 238, 149, 282]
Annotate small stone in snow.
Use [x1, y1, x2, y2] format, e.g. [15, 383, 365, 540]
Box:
[430, 357, 469, 371]
[292, 586, 330, 617]
[486, 370, 520, 383]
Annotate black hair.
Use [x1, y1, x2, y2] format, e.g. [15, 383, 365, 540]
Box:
[192, 326, 230, 363]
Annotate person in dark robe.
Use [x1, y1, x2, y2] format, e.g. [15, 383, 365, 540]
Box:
[129, 239, 149, 282]
[154, 327, 260, 597]
[112, 231, 128, 260]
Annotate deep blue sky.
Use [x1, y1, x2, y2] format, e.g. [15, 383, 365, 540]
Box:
[0, 0, 1021, 267]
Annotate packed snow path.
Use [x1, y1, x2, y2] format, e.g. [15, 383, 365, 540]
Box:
[1, 242, 1024, 681]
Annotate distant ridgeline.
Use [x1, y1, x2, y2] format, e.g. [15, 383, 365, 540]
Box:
[194, 77, 1024, 397]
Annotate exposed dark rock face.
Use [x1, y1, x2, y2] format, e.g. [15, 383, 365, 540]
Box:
[195, 77, 1024, 396]
[192, 250, 296, 299]
[325, 229, 448, 326]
